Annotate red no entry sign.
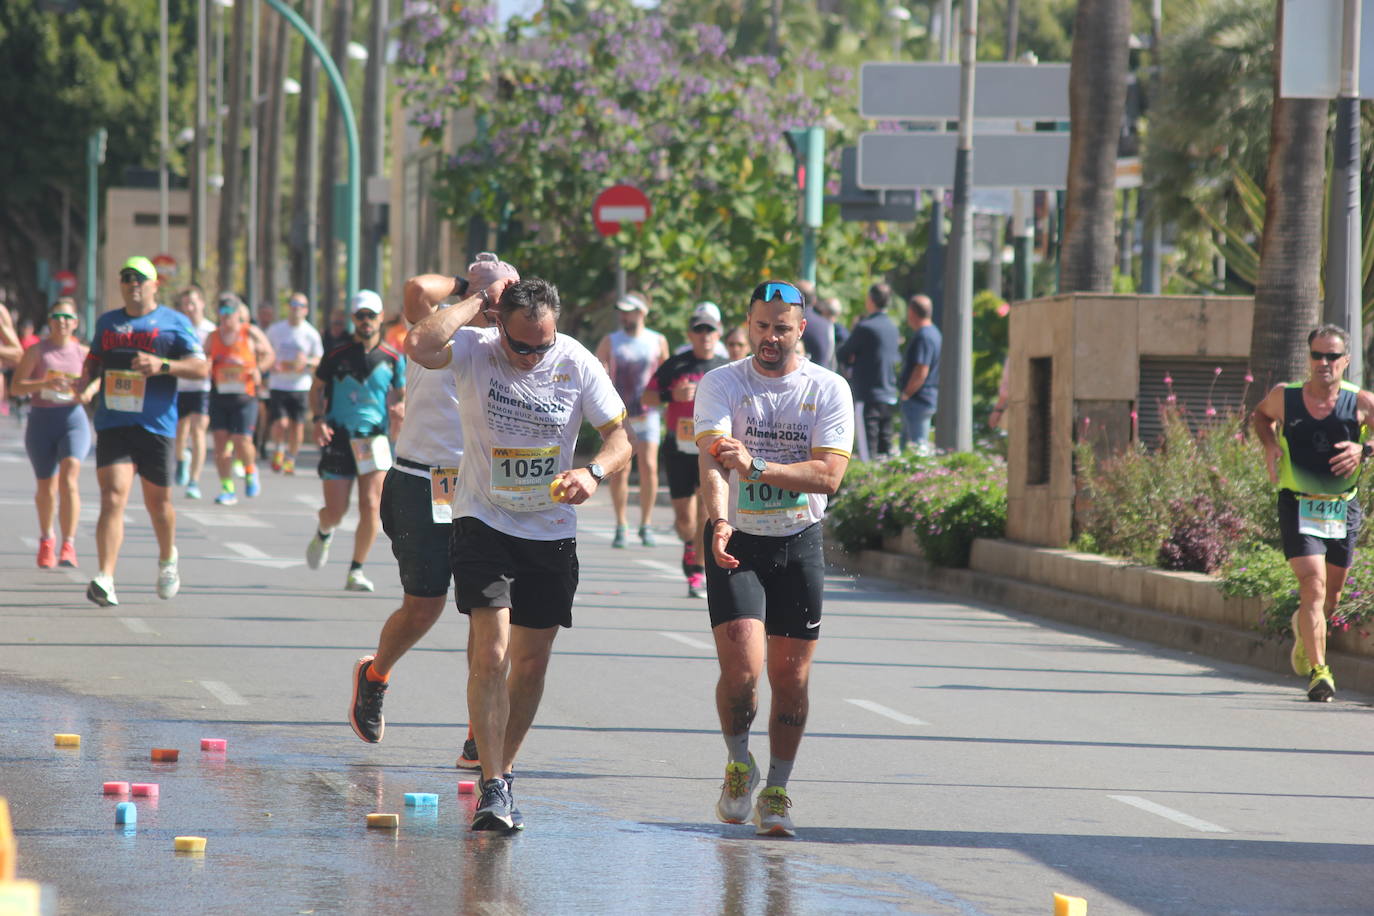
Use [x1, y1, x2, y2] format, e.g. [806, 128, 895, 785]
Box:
[592, 184, 651, 237]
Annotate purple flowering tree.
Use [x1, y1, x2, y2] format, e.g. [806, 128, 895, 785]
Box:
[392, 0, 906, 334]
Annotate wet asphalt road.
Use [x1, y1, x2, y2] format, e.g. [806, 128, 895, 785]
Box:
[1, 432, 1373, 915]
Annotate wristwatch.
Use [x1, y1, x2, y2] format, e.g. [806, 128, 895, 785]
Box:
[1362, 442, 1372, 460]
[585, 462, 605, 482]
[453, 275, 470, 298]
[159, 359, 171, 375]
[747, 457, 767, 480]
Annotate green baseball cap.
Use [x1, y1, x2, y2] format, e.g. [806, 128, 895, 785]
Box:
[120, 256, 157, 280]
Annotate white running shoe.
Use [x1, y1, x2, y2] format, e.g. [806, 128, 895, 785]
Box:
[753, 786, 796, 837]
[715, 753, 759, 824]
[306, 531, 332, 569]
[156, 549, 181, 600]
[86, 574, 118, 607]
[345, 568, 375, 592]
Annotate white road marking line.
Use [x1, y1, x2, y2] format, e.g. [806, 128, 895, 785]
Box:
[200, 680, 248, 706]
[216, 541, 303, 569]
[182, 511, 271, 528]
[21, 536, 37, 548]
[293, 494, 318, 506]
[845, 698, 929, 726]
[660, 631, 714, 651]
[1108, 795, 1230, 833]
[225, 541, 270, 559]
[119, 617, 155, 635]
[636, 559, 685, 578]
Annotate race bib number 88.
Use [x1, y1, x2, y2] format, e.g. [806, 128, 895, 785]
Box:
[491, 446, 560, 512]
[737, 481, 808, 535]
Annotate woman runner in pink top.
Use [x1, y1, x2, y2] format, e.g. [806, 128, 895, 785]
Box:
[11, 299, 100, 568]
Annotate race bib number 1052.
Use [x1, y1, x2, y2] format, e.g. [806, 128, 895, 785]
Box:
[490, 446, 560, 512]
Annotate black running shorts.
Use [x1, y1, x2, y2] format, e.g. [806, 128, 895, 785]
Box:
[1278, 490, 1362, 569]
[450, 516, 578, 629]
[268, 389, 309, 423]
[704, 521, 825, 640]
[177, 390, 210, 417]
[209, 393, 259, 436]
[380, 467, 454, 598]
[95, 424, 175, 488]
[664, 446, 701, 500]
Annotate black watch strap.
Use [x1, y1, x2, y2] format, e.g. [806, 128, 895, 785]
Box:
[453, 276, 470, 298]
[1363, 442, 1373, 460]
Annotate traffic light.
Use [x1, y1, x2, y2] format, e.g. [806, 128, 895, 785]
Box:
[783, 127, 824, 230]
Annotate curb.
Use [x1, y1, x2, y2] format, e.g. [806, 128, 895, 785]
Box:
[826, 542, 1374, 701]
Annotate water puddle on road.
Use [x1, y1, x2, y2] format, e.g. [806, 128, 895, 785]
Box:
[2, 680, 955, 914]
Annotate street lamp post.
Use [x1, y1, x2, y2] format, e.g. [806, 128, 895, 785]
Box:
[265, 0, 360, 303]
[936, 0, 978, 452]
[85, 128, 107, 330]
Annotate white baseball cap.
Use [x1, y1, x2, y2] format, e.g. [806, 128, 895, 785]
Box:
[351, 289, 383, 316]
[689, 301, 722, 330]
[615, 293, 649, 312]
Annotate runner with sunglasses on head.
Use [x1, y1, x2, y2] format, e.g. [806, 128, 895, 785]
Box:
[406, 276, 630, 832]
[12, 299, 100, 568]
[348, 254, 517, 783]
[1252, 324, 1374, 703]
[694, 279, 855, 837]
[644, 302, 729, 598]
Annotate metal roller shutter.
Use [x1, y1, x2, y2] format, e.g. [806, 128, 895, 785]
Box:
[1136, 357, 1251, 447]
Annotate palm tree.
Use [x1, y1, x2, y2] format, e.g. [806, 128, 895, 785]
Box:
[1246, 0, 1325, 403]
[1059, 0, 1131, 292]
[218, 0, 249, 295]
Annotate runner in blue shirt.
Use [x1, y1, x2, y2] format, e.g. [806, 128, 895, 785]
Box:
[80, 256, 208, 607]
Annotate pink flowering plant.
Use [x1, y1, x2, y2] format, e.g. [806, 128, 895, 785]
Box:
[828, 451, 1006, 567]
[1074, 401, 1274, 572]
[391, 0, 908, 333]
[1077, 380, 1374, 637]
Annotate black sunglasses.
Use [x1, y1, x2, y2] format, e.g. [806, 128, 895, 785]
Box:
[499, 319, 555, 356]
[1311, 351, 1346, 362]
[119, 271, 148, 283]
[690, 324, 718, 334]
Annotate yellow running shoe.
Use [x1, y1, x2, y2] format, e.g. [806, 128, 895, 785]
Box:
[715, 754, 759, 824]
[1307, 664, 1335, 702]
[1290, 611, 1311, 677]
[753, 785, 796, 837]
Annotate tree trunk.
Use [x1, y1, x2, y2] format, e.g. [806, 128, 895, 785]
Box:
[1248, 1, 1327, 405]
[1060, 0, 1131, 293]
[319, 0, 353, 323]
[260, 11, 288, 312]
[217, 0, 248, 295]
[290, 0, 322, 305]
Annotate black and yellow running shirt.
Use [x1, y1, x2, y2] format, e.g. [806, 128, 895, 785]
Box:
[1278, 381, 1367, 497]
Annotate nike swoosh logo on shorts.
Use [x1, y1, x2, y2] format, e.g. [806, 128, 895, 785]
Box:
[805, 619, 821, 629]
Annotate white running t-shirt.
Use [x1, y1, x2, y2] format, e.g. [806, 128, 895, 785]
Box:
[448, 326, 626, 540]
[266, 319, 325, 392]
[394, 320, 464, 474]
[694, 357, 854, 537]
[177, 318, 217, 393]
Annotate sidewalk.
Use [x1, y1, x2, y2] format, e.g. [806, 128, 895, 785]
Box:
[827, 540, 1374, 701]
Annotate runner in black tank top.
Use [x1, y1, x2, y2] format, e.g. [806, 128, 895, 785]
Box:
[1252, 325, 1374, 703]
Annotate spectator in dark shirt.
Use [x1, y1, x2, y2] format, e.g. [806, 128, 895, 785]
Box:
[837, 281, 902, 460]
[899, 294, 941, 452]
[795, 280, 836, 370]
